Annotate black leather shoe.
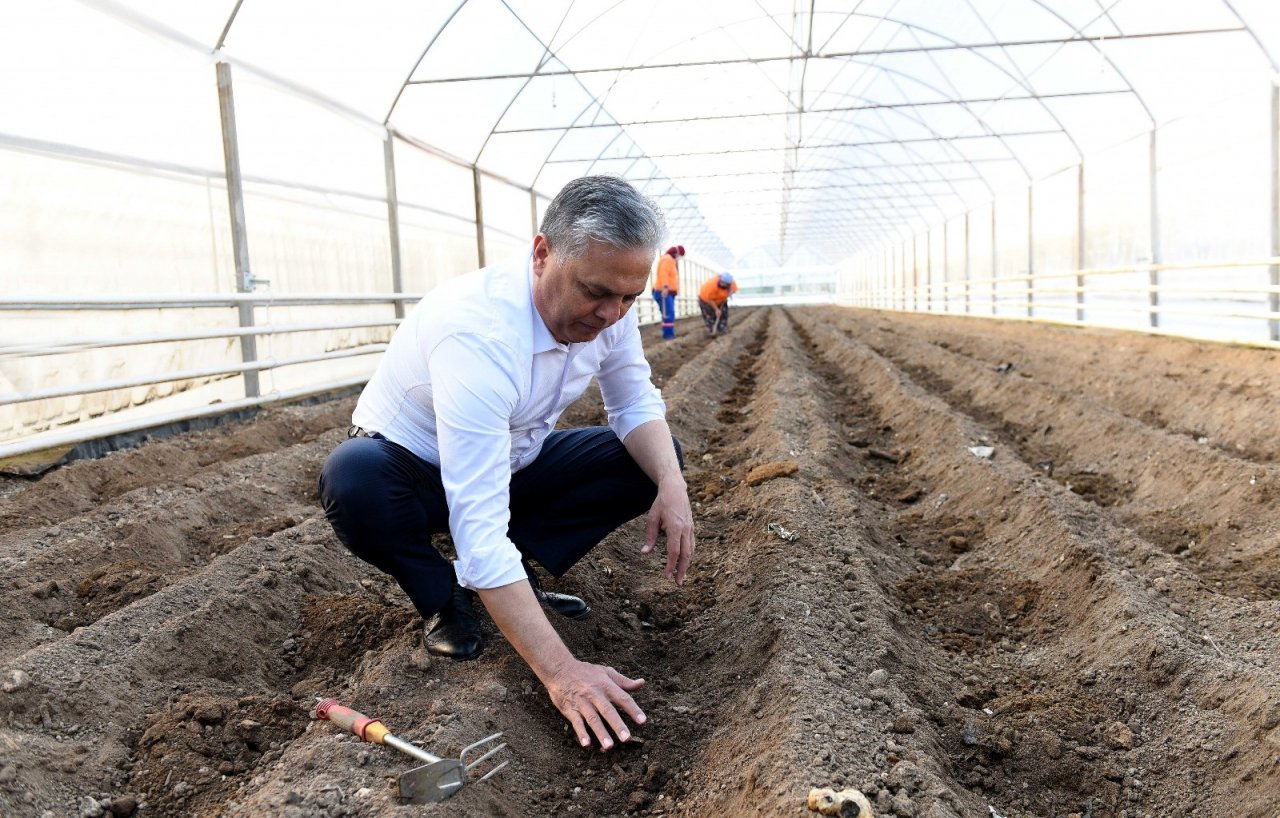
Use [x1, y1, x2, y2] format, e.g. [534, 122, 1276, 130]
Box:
[424, 585, 484, 661]
[525, 564, 591, 620]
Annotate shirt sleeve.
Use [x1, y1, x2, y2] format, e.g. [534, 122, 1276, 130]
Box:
[597, 312, 666, 442]
[428, 333, 529, 591]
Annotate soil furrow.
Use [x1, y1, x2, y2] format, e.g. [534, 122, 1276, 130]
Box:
[678, 309, 976, 817]
[0, 438, 335, 660]
[849, 310, 1280, 464]
[804, 313, 1280, 817]
[0, 305, 1276, 818]
[0, 518, 390, 816]
[556, 314, 722, 429]
[218, 308, 776, 817]
[0, 402, 352, 534]
[823, 308, 1280, 603]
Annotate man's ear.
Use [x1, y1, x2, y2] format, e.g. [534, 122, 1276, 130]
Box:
[531, 233, 551, 274]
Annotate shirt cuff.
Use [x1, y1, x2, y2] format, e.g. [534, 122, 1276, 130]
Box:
[454, 545, 529, 591]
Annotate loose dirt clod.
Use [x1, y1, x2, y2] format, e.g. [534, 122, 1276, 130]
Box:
[746, 459, 799, 485]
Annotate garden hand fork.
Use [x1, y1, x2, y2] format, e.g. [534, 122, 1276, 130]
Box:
[313, 698, 507, 802]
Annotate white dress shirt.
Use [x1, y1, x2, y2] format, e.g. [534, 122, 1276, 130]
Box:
[351, 251, 666, 590]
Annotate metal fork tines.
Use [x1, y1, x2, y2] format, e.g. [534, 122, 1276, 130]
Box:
[460, 732, 509, 783]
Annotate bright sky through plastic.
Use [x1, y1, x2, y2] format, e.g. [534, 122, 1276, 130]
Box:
[2, 0, 1279, 272]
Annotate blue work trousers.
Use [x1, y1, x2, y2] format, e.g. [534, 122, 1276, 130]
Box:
[652, 289, 677, 339]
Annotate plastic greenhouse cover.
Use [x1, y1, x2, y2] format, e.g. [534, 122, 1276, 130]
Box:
[3, 0, 1278, 267]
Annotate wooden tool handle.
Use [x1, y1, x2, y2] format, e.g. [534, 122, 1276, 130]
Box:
[314, 698, 389, 744]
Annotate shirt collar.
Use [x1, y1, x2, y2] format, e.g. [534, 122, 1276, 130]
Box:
[527, 256, 566, 353]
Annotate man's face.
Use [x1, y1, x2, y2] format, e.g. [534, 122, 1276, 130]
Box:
[531, 234, 653, 344]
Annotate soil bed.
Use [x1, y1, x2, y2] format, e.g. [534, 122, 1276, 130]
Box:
[1, 306, 1277, 817]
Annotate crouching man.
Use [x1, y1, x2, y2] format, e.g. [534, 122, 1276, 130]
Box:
[319, 175, 695, 751]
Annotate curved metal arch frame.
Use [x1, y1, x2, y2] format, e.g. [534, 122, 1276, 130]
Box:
[543, 11, 1000, 258]
[468, 0, 580, 166]
[821, 0, 1156, 126]
[397, 2, 1229, 263]
[632, 63, 1021, 255]
[552, 4, 765, 260]
[517, 2, 1147, 163]
[794, 71, 1020, 197]
[807, 7, 1081, 172]
[803, 8, 1064, 206]
[1221, 0, 1280, 71]
[772, 138, 964, 240]
[484, 6, 1106, 261]
[203, 0, 1274, 266]
[602, 0, 1173, 260]
[458, 0, 720, 251]
[381, 0, 471, 128]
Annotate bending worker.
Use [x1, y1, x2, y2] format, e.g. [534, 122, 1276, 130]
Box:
[318, 175, 695, 751]
[651, 244, 683, 339]
[698, 272, 738, 335]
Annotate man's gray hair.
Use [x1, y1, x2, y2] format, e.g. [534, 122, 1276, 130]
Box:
[539, 175, 666, 259]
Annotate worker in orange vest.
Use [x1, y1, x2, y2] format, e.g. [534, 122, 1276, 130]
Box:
[698, 273, 738, 335]
[652, 245, 683, 339]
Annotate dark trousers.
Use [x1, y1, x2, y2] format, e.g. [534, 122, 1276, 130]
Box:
[699, 298, 730, 333]
[318, 427, 682, 619]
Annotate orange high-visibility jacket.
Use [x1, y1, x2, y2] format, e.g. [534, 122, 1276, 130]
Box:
[654, 254, 679, 293]
[698, 276, 737, 307]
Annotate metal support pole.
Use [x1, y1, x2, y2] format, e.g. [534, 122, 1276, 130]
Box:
[902, 244, 908, 309]
[991, 205, 998, 315]
[1076, 163, 1086, 323]
[926, 230, 933, 312]
[891, 245, 897, 309]
[473, 166, 486, 269]
[912, 237, 918, 312]
[889, 244, 896, 309]
[887, 246, 892, 309]
[1271, 81, 1279, 341]
[530, 190, 540, 238]
[872, 254, 877, 308]
[884, 249, 890, 309]
[383, 134, 405, 319]
[902, 240, 908, 310]
[1149, 130, 1162, 328]
[215, 59, 259, 398]
[963, 212, 971, 314]
[942, 222, 949, 312]
[902, 240, 909, 310]
[1026, 185, 1034, 318]
[883, 246, 890, 308]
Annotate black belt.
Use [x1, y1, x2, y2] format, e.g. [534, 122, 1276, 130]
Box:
[347, 425, 382, 439]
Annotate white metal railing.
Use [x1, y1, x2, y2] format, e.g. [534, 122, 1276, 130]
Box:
[852, 256, 1280, 348]
[0, 319, 402, 358]
[0, 271, 711, 461]
[0, 293, 425, 310]
[0, 292, 418, 459]
[0, 374, 374, 463]
[2, 345, 388, 406]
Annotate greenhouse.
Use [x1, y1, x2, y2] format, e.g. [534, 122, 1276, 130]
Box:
[1, 2, 1278, 817]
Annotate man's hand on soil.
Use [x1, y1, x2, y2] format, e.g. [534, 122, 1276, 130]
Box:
[546, 659, 646, 750]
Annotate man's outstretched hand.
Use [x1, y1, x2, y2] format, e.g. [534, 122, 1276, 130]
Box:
[643, 475, 695, 585]
[545, 659, 646, 750]
[623, 421, 697, 586]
